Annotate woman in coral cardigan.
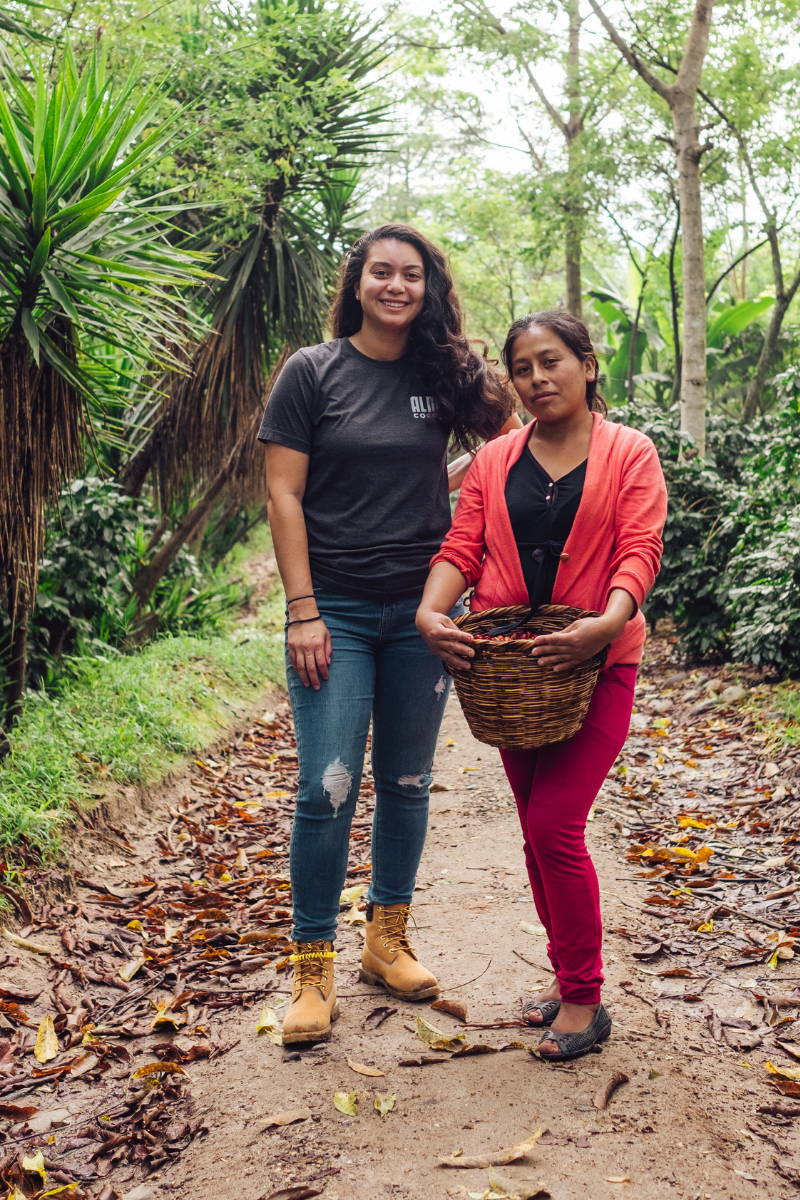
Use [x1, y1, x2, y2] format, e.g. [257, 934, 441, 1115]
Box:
[416, 311, 667, 1062]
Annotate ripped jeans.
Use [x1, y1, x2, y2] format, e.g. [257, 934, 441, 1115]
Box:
[286, 589, 456, 942]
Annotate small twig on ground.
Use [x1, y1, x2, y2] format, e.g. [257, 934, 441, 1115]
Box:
[512, 948, 539, 969]
[446, 958, 493, 992]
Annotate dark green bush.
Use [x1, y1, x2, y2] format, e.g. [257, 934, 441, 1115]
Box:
[614, 374, 800, 674]
[14, 478, 248, 689]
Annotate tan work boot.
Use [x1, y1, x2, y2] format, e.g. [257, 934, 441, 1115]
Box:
[360, 902, 439, 1001]
[282, 940, 339, 1045]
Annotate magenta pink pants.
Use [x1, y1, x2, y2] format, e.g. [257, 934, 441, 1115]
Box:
[499, 664, 637, 1005]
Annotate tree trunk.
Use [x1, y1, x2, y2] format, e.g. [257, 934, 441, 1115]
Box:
[673, 93, 707, 454]
[3, 585, 30, 733]
[130, 448, 237, 613]
[743, 288, 797, 420]
[564, 0, 583, 317]
[668, 205, 682, 408]
[585, 0, 714, 447]
[743, 224, 800, 421]
[627, 282, 646, 404]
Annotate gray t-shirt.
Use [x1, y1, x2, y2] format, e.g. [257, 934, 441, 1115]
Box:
[258, 338, 452, 599]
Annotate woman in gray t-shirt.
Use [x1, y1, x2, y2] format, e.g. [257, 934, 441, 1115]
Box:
[260, 222, 516, 1045]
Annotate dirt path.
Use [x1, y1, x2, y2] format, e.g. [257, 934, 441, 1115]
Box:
[2, 639, 799, 1200]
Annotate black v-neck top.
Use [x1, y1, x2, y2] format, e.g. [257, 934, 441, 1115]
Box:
[504, 450, 587, 609]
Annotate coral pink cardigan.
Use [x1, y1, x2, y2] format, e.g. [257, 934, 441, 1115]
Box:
[431, 414, 668, 666]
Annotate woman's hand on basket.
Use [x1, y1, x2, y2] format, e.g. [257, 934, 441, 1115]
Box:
[531, 616, 612, 672]
[288, 618, 332, 690]
[416, 609, 475, 672]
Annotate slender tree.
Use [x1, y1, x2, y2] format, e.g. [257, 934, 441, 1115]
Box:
[453, 0, 622, 318]
[586, 0, 715, 454]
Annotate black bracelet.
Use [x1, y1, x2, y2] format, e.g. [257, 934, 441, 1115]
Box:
[286, 615, 321, 626]
[286, 592, 316, 606]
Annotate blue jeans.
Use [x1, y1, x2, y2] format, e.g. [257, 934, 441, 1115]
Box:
[286, 590, 458, 942]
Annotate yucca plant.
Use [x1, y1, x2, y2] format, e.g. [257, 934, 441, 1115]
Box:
[0, 44, 205, 730]
[117, 0, 390, 608]
[0, 2, 51, 43]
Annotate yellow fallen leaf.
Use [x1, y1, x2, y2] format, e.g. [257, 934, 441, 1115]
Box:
[41, 1187, 81, 1197]
[22, 1150, 46, 1183]
[445, 738, 455, 746]
[438, 1128, 542, 1169]
[677, 815, 711, 828]
[606, 1179, 631, 1185]
[340, 883, 367, 906]
[126, 919, 143, 931]
[7, 1189, 28, 1200]
[219, 871, 232, 883]
[256, 1006, 282, 1044]
[34, 1015, 59, 1064]
[3, 928, 53, 955]
[461, 765, 481, 773]
[696, 921, 715, 933]
[766, 1060, 800, 1082]
[130, 1061, 186, 1082]
[347, 1058, 385, 1077]
[374, 1092, 396, 1117]
[150, 999, 186, 1031]
[416, 1015, 467, 1052]
[119, 949, 146, 982]
[333, 1090, 358, 1116]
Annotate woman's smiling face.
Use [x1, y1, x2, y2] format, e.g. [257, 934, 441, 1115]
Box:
[509, 325, 596, 422]
[355, 238, 426, 333]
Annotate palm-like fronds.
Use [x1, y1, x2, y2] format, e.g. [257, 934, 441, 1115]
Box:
[0, 46, 205, 626]
[122, 0, 389, 511]
[0, 1, 52, 43]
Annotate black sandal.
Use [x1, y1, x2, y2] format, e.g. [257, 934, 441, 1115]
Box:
[536, 1004, 611, 1062]
[521, 997, 561, 1027]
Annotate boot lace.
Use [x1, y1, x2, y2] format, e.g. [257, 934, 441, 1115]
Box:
[290, 941, 335, 990]
[379, 904, 415, 955]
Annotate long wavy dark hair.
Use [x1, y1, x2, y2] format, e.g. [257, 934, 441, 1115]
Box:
[329, 223, 512, 450]
[501, 310, 607, 415]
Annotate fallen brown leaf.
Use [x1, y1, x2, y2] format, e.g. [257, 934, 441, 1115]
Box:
[593, 1070, 630, 1109]
[398, 1054, 450, 1067]
[364, 1005, 396, 1029]
[0, 1103, 38, 1121]
[346, 1058, 385, 1077]
[431, 998, 468, 1022]
[438, 1128, 542, 1169]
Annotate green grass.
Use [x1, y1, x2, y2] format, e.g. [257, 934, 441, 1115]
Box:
[0, 580, 285, 865]
[775, 682, 800, 744]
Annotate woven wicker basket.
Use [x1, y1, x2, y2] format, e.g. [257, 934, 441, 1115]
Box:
[450, 603, 606, 750]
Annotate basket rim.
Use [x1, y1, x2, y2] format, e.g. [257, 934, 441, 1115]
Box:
[451, 603, 606, 670]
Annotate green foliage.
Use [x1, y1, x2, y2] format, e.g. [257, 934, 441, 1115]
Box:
[589, 284, 781, 412]
[0, 44, 204, 397]
[1, 478, 250, 691]
[620, 370, 800, 672]
[0, 596, 285, 860]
